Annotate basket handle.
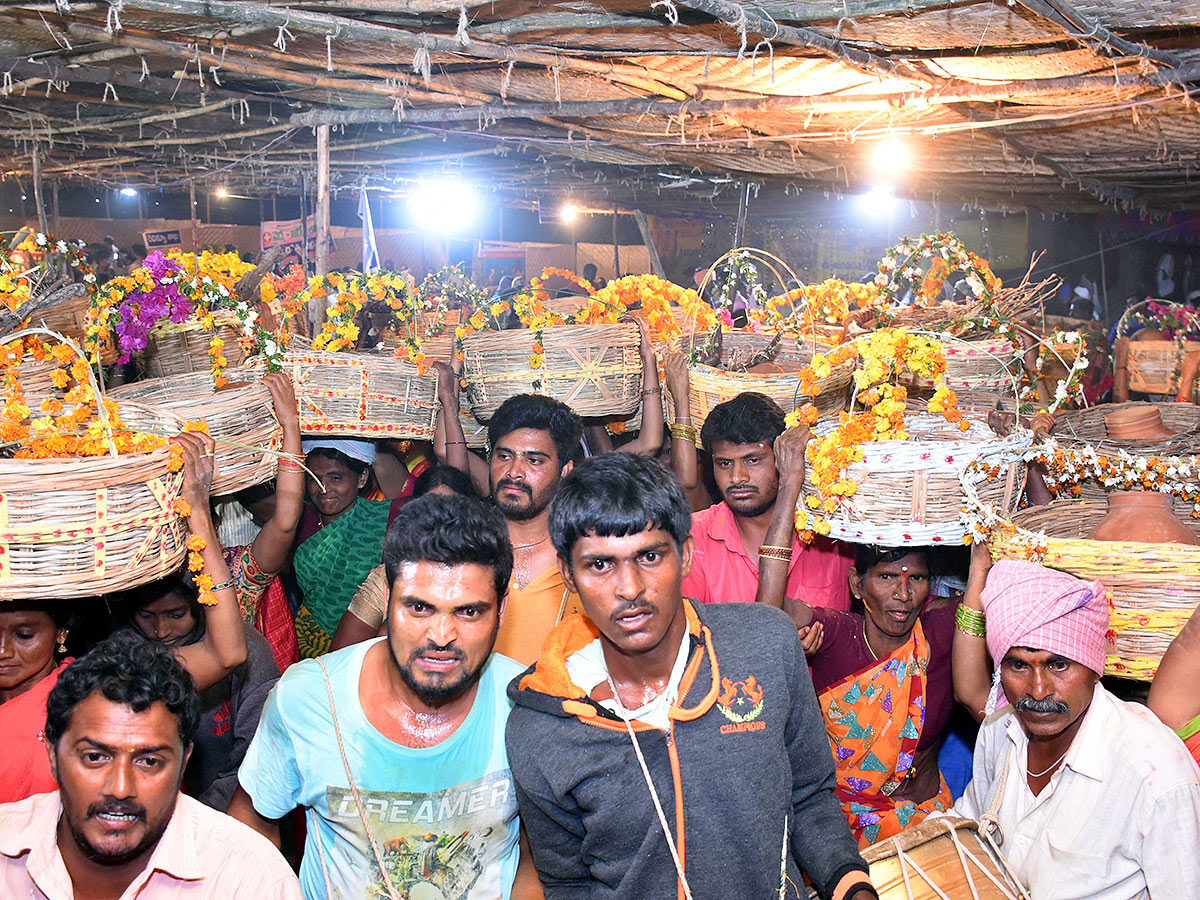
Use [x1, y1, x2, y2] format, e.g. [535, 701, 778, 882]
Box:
[2, 325, 118, 457]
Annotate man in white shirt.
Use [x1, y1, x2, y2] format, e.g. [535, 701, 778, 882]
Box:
[956, 559, 1200, 900]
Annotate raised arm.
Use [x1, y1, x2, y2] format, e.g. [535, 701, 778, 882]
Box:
[664, 352, 698, 490]
[757, 428, 816, 635]
[433, 359, 489, 495]
[610, 316, 664, 456]
[1148, 603, 1200, 732]
[248, 373, 305, 576]
[171, 431, 248, 691]
[953, 541, 995, 722]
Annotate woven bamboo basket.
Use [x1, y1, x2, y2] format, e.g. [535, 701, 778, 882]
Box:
[109, 369, 282, 496]
[1051, 401, 1200, 450]
[142, 312, 248, 380]
[272, 349, 439, 439]
[1126, 339, 1200, 395]
[460, 324, 643, 421]
[0, 399, 188, 600]
[989, 499, 1200, 681]
[34, 294, 117, 365]
[861, 816, 1027, 900]
[461, 405, 489, 450]
[663, 331, 853, 440]
[905, 388, 1019, 420]
[801, 415, 1029, 546]
[899, 335, 1019, 392]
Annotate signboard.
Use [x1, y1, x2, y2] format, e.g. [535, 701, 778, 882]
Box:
[142, 228, 183, 250]
[261, 216, 317, 265]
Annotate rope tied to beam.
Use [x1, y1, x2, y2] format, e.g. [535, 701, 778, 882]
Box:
[105, 0, 123, 34]
[272, 21, 295, 53]
[412, 43, 432, 84]
[326, 35, 333, 71]
[500, 59, 514, 100]
[456, 5, 471, 45]
[651, 0, 680, 26]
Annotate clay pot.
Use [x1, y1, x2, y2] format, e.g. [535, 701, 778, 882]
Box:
[1087, 491, 1200, 545]
[1103, 405, 1177, 441]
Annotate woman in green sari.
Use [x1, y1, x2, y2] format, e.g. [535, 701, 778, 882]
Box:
[293, 438, 409, 657]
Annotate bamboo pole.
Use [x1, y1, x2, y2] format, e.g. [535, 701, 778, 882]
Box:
[31, 145, 48, 234]
[316, 124, 330, 279]
[612, 205, 620, 279]
[631, 210, 664, 278]
[189, 180, 199, 251]
[51, 180, 60, 234]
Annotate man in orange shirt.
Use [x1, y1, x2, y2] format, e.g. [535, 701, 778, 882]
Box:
[0, 631, 300, 899]
[672, 391, 853, 610]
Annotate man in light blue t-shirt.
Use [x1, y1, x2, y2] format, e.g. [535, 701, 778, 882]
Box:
[229, 494, 537, 900]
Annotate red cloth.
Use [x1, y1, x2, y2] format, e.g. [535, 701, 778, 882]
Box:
[809, 604, 956, 752]
[0, 659, 72, 804]
[680, 501, 852, 610]
[1186, 730, 1200, 769]
[256, 577, 299, 673]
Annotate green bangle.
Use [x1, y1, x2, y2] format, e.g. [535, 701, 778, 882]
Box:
[955, 604, 986, 637]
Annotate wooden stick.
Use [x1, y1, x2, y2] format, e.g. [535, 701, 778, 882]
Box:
[631, 210, 665, 279]
[31, 145, 48, 234]
[315, 124, 330, 279]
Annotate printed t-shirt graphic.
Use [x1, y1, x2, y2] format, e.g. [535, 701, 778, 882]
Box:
[238, 638, 523, 899]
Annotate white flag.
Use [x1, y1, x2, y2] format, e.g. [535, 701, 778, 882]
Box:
[358, 188, 380, 273]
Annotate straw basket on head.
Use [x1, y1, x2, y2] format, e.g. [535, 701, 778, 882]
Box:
[272, 349, 439, 439]
[0, 398, 188, 600]
[1124, 339, 1200, 395]
[142, 312, 248, 380]
[861, 816, 1028, 900]
[664, 331, 853, 440]
[899, 334, 1019, 392]
[109, 369, 282, 496]
[35, 294, 117, 365]
[460, 324, 643, 421]
[987, 499, 1200, 681]
[1051, 401, 1200, 451]
[802, 414, 1029, 546]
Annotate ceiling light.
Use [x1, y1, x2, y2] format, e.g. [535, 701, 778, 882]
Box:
[561, 202, 579, 223]
[873, 137, 910, 173]
[120, 187, 138, 198]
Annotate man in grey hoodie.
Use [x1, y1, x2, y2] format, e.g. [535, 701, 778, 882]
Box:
[506, 453, 876, 900]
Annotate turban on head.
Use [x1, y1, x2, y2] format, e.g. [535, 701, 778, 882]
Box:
[981, 560, 1109, 711]
[301, 438, 377, 466]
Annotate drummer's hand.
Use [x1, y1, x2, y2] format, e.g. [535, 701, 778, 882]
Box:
[1031, 410, 1056, 440]
[798, 621, 824, 657]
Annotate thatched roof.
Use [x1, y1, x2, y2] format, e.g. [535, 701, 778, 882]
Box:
[0, 0, 1197, 213]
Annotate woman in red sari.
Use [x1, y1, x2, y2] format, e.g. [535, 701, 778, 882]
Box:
[0, 601, 74, 803]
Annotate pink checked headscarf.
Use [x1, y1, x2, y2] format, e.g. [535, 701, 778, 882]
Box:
[981, 559, 1109, 713]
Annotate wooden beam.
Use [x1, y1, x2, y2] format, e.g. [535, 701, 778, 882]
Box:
[631, 210, 665, 278]
[315, 124, 330, 278]
[1015, 0, 1181, 66]
[31, 146, 48, 233]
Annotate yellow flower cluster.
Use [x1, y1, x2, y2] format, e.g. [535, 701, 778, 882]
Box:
[758, 279, 878, 336]
[168, 250, 255, 292]
[591, 274, 712, 342]
[303, 271, 429, 369]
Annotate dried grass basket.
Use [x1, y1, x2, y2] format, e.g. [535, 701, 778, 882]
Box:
[861, 816, 1027, 900]
[142, 312, 247, 380]
[801, 414, 1029, 546]
[34, 294, 117, 365]
[664, 331, 853, 441]
[1125, 340, 1200, 395]
[460, 324, 643, 421]
[987, 499, 1200, 681]
[0, 398, 188, 600]
[899, 334, 1019, 391]
[109, 369, 282, 496]
[271, 349, 439, 439]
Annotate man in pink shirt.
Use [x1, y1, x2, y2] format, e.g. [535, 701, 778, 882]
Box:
[679, 392, 852, 610]
[0, 631, 300, 900]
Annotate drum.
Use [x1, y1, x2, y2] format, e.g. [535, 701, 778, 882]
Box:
[861, 816, 1028, 899]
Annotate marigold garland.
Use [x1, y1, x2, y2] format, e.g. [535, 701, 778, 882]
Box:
[299, 270, 429, 371]
[0, 231, 95, 313]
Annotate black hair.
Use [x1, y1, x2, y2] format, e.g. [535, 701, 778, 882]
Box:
[487, 393, 584, 469]
[548, 453, 691, 563]
[582, 263, 598, 280]
[700, 392, 787, 454]
[853, 545, 931, 576]
[45, 630, 199, 748]
[384, 493, 513, 603]
[121, 573, 206, 647]
[306, 446, 370, 477]
[413, 464, 478, 499]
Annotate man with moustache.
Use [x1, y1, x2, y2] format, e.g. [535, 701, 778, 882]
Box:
[673, 391, 852, 609]
[0, 631, 301, 899]
[955, 559, 1200, 900]
[339, 392, 586, 665]
[229, 494, 541, 900]
[507, 454, 876, 900]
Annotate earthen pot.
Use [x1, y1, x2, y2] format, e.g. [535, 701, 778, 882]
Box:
[1087, 491, 1200, 545]
[1104, 405, 1177, 442]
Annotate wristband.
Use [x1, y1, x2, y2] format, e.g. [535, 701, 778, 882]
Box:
[955, 604, 987, 637]
[669, 422, 697, 441]
[211, 578, 236, 593]
[641, 386, 662, 396]
[758, 544, 793, 562]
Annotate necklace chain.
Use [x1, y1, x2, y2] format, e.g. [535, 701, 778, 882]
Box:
[512, 535, 548, 551]
[1027, 750, 1068, 779]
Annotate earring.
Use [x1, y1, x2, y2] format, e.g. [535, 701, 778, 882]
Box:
[57, 631, 68, 655]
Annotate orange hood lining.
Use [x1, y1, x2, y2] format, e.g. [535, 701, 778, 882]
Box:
[516, 598, 720, 720]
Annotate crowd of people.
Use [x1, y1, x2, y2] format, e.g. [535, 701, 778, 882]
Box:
[2, 333, 1200, 898]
